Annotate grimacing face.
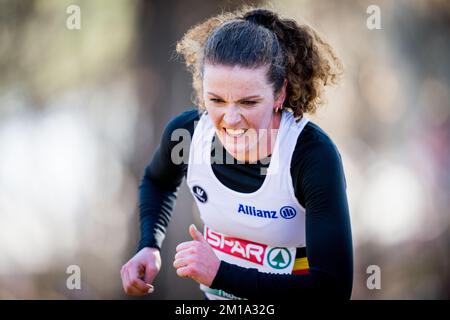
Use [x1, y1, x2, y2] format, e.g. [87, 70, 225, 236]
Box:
[202, 64, 286, 162]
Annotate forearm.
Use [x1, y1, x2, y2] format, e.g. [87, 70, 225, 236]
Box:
[210, 261, 345, 299]
[138, 175, 178, 251]
[137, 110, 196, 250]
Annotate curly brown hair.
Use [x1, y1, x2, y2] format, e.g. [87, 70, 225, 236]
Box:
[176, 6, 343, 118]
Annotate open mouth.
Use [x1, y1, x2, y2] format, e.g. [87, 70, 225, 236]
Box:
[224, 128, 248, 138]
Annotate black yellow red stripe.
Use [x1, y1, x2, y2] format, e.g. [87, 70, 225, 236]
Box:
[293, 247, 309, 275]
[292, 257, 309, 274]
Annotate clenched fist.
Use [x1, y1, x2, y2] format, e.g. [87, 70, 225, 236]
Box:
[173, 224, 221, 287]
[120, 247, 161, 296]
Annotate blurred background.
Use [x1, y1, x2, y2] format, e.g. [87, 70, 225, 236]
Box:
[0, 0, 448, 299]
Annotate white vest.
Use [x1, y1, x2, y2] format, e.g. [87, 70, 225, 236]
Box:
[186, 110, 309, 300]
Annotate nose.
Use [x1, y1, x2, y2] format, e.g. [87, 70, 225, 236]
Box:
[223, 105, 242, 127]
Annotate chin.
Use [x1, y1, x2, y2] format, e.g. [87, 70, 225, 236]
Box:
[224, 144, 247, 159]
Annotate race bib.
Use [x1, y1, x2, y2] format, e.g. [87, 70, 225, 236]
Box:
[201, 226, 301, 300]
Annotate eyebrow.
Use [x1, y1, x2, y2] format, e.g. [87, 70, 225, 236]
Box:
[206, 92, 262, 101]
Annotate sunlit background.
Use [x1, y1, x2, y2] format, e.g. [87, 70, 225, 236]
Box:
[0, 0, 449, 299]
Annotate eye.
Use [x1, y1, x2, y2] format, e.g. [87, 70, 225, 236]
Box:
[241, 101, 257, 105]
[209, 98, 224, 103]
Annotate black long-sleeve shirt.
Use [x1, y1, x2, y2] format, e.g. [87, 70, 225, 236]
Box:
[138, 108, 353, 299]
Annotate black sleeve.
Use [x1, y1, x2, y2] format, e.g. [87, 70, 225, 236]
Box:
[210, 129, 353, 299]
[138, 109, 199, 251]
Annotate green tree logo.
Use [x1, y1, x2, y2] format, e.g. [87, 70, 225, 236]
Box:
[267, 248, 291, 269]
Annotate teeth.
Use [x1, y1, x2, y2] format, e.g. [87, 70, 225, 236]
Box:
[225, 128, 246, 137]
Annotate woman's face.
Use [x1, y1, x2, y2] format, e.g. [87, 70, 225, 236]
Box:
[202, 64, 285, 162]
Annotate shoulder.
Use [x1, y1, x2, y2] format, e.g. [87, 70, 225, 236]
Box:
[157, 108, 201, 157]
[291, 121, 347, 204]
[291, 121, 345, 186]
[292, 120, 343, 167]
[163, 108, 201, 137]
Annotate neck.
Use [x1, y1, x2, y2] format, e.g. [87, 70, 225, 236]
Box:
[235, 111, 282, 163]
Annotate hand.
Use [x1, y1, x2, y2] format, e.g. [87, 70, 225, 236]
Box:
[174, 224, 221, 287]
[120, 247, 161, 296]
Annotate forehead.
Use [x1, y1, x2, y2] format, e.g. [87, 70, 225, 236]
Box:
[203, 64, 271, 94]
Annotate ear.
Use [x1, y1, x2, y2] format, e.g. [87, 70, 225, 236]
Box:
[275, 79, 288, 106]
